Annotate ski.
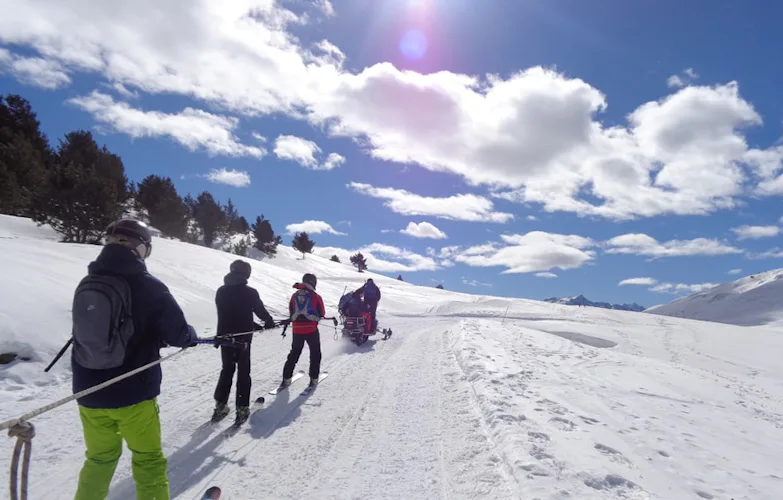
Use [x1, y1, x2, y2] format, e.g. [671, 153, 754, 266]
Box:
[300, 372, 329, 396]
[202, 486, 221, 499]
[268, 370, 305, 395]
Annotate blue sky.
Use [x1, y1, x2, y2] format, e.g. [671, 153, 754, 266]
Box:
[2, 0, 783, 307]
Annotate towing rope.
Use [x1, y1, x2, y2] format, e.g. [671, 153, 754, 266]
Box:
[1, 348, 187, 500]
[2, 317, 341, 498]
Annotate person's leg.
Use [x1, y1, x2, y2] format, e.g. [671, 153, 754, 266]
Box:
[213, 345, 236, 405]
[283, 334, 307, 379]
[74, 406, 123, 500]
[116, 398, 169, 500]
[369, 302, 378, 330]
[236, 343, 252, 408]
[305, 332, 322, 380]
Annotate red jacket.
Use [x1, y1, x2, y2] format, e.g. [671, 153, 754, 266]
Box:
[289, 283, 325, 334]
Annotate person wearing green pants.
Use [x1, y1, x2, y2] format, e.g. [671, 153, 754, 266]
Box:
[76, 400, 166, 499]
[69, 219, 197, 499]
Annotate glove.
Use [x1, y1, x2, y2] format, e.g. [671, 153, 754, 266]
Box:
[264, 319, 276, 330]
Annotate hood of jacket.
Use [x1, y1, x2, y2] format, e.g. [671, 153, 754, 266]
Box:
[224, 271, 249, 286]
[293, 282, 315, 292]
[88, 243, 147, 277]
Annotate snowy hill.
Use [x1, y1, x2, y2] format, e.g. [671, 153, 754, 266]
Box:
[544, 294, 646, 312]
[646, 268, 783, 327]
[2, 214, 783, 499]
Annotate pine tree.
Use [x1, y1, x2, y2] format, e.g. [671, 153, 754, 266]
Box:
[436, 284, 444, 290]
[397, 275, 404, 281]
[251, 215, 282, 257]
[292, 231, 315, 258]
[350, 252, 368, 272]
[330, 255, 341, 263]
[224, 198, 240, 237]
[232, 235, 251, 256]
[34, 130, 128, 243]
[0, 94, 54, 216]
[191, 191, 227, 247]
[233, 215, 250, 235]
[136, 175, 189, 238]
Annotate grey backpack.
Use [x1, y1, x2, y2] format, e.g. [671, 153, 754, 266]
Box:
[71, 274, 135, 370]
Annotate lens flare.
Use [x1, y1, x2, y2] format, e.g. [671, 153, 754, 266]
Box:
[399, 29, 428, 60]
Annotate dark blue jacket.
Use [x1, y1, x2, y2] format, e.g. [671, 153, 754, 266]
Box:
[72, 244, 196, 409]
[215, 271, 274, 343]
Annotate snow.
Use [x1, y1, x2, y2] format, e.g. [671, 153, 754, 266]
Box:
[2, 214, 783, 499]
[646, 268, 783, 327]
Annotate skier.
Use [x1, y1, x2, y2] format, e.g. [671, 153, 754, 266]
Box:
[361, 278, 382, 331]
[70, 218, 198, 500]
[212, 259, 276, 425]
[281, 273, 326, 388]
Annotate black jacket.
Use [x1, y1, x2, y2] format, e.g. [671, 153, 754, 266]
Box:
[72, 244, 196, 409]
[215, 271, 274, 343]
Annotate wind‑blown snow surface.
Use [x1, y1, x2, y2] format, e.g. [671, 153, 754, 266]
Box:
[647, 268, 783, 327]
[1, 214, 782, 499]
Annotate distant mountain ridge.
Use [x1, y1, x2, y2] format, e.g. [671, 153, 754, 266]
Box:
[543, 294, 646, 312]
[646, 268, 783, 327]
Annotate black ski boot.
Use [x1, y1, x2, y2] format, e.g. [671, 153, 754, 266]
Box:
[234, 406, 250, 425]
[211, 402, 230, 423]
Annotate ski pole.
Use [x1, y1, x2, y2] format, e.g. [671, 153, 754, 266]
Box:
[44, 338, 73, 373]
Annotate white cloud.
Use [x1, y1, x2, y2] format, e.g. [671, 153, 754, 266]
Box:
[273, 135, 343, 170]
[314, 243, 439, 272]
[204, 168, 250, 187]
[401, 222, 447, 239]
[251, 132, 267, 143]
[323, 152, 346, 170]
[274, 135, 320, 167]
[0, 49, 70, 89]
[348, 183, 512, 222]
[747, 248, 783, 260]
[730, 225, 780, 240]
[618, 277, 658, 286]
[650, 282, 717, 294]
[285, 220, 346, 235]
[604, 233, 742, 258]
[667, 75, 685, 89]
[455, 231, 596, 274]
[526, 215, 538, 221]
[667, 68, 699, 88]
[462, 278, 492, 288]
[4, 2, 782, 221]
[316, 0, 335, 16]
[728, 268, 743, 275]
[535, 272, 557, 279]
[68, 92, 265, 158]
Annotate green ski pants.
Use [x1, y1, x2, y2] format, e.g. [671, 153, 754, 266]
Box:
[74, 398, 169, 500]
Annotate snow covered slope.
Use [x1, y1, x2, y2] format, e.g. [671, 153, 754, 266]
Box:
[646, 268, 783, 327]
[2, 215, 783, 500]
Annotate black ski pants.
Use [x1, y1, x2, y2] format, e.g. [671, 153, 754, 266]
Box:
[366, 300, 378, 329]
[283, 331, 321, 380]
[214, 343, 251, 408]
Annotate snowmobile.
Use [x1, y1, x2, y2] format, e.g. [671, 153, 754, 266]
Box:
[339, 311, 392, 346]
[338, 292, 392, 346]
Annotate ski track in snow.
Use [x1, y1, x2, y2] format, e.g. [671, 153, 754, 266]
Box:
[2, 215, 783, 499]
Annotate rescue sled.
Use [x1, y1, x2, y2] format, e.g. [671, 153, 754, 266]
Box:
[339, 312, 392, 346]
